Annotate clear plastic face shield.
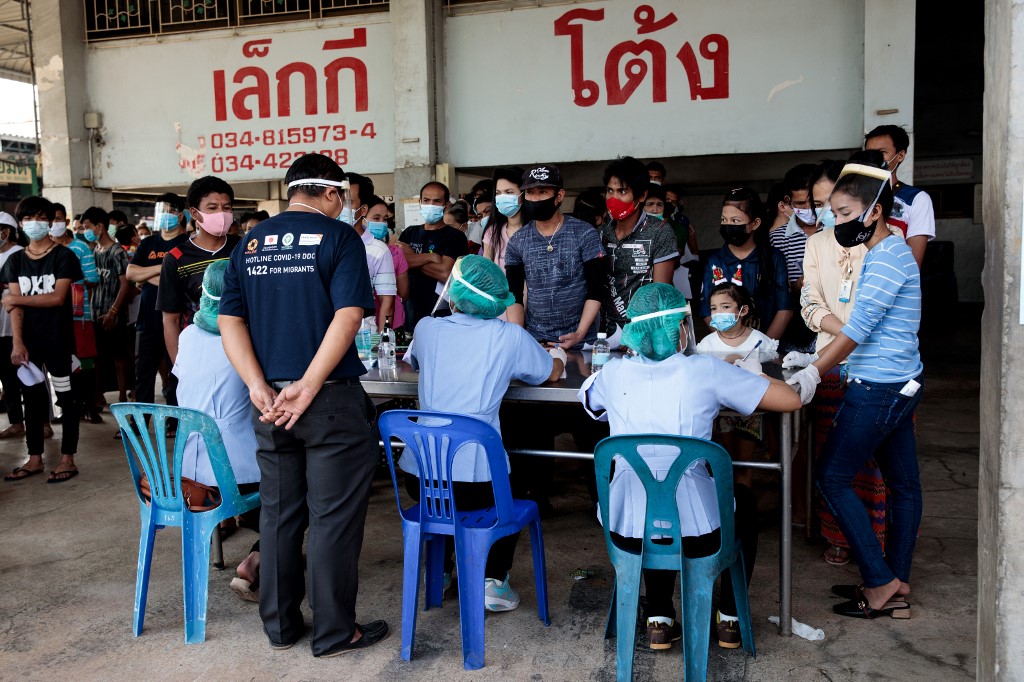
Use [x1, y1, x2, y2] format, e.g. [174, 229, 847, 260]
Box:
[625, 305, 696, 355]
[152, 202, 180, 232]
[286, 178, 350, 219]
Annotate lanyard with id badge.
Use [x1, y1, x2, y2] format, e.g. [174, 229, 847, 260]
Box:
[838, 259, 854, 304]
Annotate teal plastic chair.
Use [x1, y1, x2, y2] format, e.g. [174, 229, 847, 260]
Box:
[594, 435, 755, 681]
[112, 403, 261, 644]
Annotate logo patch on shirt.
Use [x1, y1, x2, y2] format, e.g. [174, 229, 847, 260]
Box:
[298, 233, 322, 246]
[245, 238, 258, 254]
[264, 234, 278, 246]
[282, 233, 294, 247]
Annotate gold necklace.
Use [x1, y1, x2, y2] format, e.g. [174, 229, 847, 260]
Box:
[542, 217, 564, 253]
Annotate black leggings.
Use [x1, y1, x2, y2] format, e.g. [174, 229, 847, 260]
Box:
[404, 473, 519, 581]
[613, 483, 758, 620]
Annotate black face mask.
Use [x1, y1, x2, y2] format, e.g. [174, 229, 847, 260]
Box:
[523, 196, 560, 223]
[833, 218, 876, 248]
[719, 223, 750, 247]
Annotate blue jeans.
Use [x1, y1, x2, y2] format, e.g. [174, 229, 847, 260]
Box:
[817, 377, 923, 588]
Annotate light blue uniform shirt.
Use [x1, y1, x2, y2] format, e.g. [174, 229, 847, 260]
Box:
[841, 236, 922, 383]
[402, 313, 554, 482]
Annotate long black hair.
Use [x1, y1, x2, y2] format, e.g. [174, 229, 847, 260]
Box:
[484, 166, 524, 259]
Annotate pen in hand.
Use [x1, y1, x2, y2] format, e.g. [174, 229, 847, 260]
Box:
[741, 340, 762, 362]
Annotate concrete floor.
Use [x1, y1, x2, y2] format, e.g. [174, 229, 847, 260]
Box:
[0, 312, 978, 681]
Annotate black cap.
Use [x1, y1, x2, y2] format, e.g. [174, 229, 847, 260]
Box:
[521, 164, 563, 190]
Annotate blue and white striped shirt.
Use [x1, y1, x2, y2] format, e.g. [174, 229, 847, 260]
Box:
[841, 235, 922, 383]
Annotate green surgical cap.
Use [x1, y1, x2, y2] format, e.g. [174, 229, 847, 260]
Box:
[621, 283, 689, 361]
[449, 255, 515, 319]
[193, 259, 228, 336]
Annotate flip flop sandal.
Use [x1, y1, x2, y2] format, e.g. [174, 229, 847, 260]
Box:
[47, 469, 79, 484]
[833, 587, 911, 619]
[824, 546, 851, 566]
[4, 466, 42, 481]
[230, 577, 259, 603]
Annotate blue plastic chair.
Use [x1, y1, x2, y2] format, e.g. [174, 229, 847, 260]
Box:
[594, 434, 755, 681]
[112, 403, 261, 644]
[378, 409, 550, 670]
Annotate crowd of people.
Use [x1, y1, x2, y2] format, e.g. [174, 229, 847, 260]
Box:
[0, 123, 927, 660]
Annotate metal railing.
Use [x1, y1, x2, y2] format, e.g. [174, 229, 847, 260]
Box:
[84, 0, 389, 42]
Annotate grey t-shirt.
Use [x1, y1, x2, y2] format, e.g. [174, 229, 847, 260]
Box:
[505, 214, 605, 344]
[600, 214, 679, 335]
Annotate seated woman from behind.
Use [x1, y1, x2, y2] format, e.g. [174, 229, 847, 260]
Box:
[578, 283, 800, 651]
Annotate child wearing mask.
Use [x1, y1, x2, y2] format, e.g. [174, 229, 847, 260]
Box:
[696, 282, 778, 356]
[2, 196, 84, 483]
[702, 188, 792, 340]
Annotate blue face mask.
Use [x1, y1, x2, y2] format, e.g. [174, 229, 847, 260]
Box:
[154, 214, 178, 231]
[338, 207, 356, 225]
[107, 225, 118, 238]
[495, 194, 521, 217]
[480, 215, 490, 230]
[420, 204, 444, 224]
[84, 228, 97, 242]
[646, 212, 664, 221]
[368, 221, 389, 240]
[816, 205, 836, 229]
[710, 312, 739, 332]
[22, 220, 49, 241]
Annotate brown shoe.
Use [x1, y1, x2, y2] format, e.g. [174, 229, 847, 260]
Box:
[716, 612, 742, 649]
[0, 424, 24, 439]
[647, 619, 681, 651]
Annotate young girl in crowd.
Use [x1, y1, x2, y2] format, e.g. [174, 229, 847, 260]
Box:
[701, 188, 792, 340]
[482, 166, 525, 272]
[696, 282, 778, 488]
[579, 283, 800, 651]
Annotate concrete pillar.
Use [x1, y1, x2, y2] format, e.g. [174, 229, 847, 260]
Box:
[978, 3, 1024, 678]
[390, 0, 445, 230]
[863, 0, 917, 183]
[29, 0, 111, 213]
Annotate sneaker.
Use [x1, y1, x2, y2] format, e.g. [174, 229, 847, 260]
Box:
[716, 612, 742, 649]
[484, 573, 520, 612]
[647, 618, 682, 650]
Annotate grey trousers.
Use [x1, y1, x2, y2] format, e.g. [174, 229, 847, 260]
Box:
[253, 382, 378, 655]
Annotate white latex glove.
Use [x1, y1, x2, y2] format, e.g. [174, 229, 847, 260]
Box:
[733, 357, 762, 375]
[782, 351, 818, 369]
[548, 347, 567, 364]
[786, 365, 821, 405]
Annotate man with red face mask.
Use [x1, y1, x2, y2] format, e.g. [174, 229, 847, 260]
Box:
[599, 156, 679, 342]
[158, 175, 239, 364]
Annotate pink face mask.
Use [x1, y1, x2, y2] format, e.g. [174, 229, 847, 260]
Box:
[197, 210, 231, 237]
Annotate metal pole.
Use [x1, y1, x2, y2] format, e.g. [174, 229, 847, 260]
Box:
[21, 1, 41, 182]
[805, 407, 815, 541]
[779, 410, 793, 636]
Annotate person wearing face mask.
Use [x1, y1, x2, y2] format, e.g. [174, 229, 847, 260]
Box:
[128, 193, 187, 410]
[579, 283, 801, 651]
[89, 207, 135, 407]
[398, 181, 469, 329]
[795, 156, 901, 568]
[365, 195, 409, 333]
[598, 156, 678, 342]
[1, 196, 84, 483]
[504, 164, 608, 349]
[645, 160, 666, 186]
[786, 154, 923, 620]
[219, 153, 388, 656]
[465, 192, 492, 254]
[0, 211, 26, 440]
[345, 174, 396, 332]
[157, 176, 239, 365]
[482, 166, 526, 271]
[644, 184, 699, 303]
[54, 208, 102, 423]
[702, 188, 792, 340]
[864, 125, 934, 267]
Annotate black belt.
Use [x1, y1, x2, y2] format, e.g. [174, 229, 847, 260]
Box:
[269, 378, 362, 391]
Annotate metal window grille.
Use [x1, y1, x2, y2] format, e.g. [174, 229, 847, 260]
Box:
[84, 0, 389, 42]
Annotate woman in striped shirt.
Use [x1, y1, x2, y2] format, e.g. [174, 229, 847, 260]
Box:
[787, 154, 922, 620]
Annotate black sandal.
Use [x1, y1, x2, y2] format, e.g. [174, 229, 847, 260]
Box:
[833, 587, 911, 619]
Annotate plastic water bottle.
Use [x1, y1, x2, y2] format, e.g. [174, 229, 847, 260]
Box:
[355, 318, 373, 363]
[591, 332, 610, 373]
[378, 316, 396, 370]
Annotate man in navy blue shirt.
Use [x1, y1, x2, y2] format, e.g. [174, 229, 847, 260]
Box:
[219, 153, 389, 657]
